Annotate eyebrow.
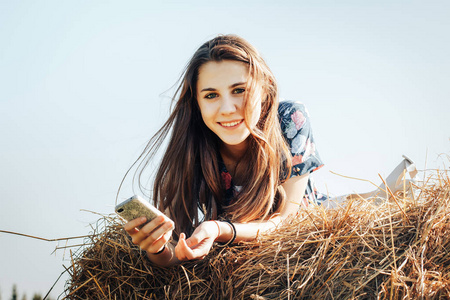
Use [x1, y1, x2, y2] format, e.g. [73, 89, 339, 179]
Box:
[199, 82, 246, 93]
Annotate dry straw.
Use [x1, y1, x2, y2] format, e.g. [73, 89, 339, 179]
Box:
[63, 171, 449, 299]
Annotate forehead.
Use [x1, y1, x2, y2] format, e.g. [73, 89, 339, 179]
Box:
[197, 60, 249, 90]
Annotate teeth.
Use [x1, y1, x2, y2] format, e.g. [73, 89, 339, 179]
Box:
[221, 120, 242, 127]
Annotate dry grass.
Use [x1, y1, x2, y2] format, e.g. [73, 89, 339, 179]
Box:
[63, 171, 450, 299]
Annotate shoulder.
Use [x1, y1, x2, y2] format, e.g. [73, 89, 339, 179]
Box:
[277, 100, 311, 140]
[278, 100, 310, 121]
[278, 100, 324, 177]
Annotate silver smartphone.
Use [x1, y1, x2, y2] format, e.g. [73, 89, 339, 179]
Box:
[115, 195, 167, 228]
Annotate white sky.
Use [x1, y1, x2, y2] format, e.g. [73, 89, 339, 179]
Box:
[1, 0, 449, 298]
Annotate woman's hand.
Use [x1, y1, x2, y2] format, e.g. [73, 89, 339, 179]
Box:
[124, 215, 174, 254]
[175, 221, 219, 261]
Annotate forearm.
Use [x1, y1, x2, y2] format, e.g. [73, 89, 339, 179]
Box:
[234, 216, 285, 241]
[215, 215, 284, 244]
[216, 174, 310, 244]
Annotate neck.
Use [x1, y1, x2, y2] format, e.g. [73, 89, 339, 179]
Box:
[220, 140, 248, 163]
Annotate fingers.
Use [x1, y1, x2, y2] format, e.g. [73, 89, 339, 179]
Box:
[139, 224, 172, 253]
[175, 233, 194, 261]
[126, 220, 217, 261]
[184, 231, 204, 248]
[129, 215, 164, 244]
[140, 216, 173, 238]
[175, 232, 213, 261]
[184, 221, 216, 249]
[174, 222, 220, 261]
[124, 215, 174, 253]
[124, 216, 147, 234]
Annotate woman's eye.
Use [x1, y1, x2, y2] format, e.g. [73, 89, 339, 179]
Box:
[205, 93, 218, 99]
[233, 88, 245, 94]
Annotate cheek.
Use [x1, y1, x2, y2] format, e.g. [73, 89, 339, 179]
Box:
[201, 114, 211, 128]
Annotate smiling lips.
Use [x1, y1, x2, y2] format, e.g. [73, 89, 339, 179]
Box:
[219, 119, 244, 127]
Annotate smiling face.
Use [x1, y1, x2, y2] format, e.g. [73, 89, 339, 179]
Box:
[196, 60, 262, 154]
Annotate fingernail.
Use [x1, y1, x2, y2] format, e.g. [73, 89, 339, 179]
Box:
[186, 240, 191, 247]
[140, 217, 147, 222]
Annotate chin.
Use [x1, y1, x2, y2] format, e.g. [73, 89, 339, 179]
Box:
[215, 129, 252, 149]
[220, 136, 250, 148]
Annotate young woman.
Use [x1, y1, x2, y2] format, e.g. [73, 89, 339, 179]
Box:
[124, 35, 325, 266]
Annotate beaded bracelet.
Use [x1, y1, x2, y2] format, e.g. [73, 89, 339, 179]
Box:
[216, 220, 236, 247]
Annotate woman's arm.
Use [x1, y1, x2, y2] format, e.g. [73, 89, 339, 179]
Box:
[233, 172, 309, 241]
[176, 173, 310, 260]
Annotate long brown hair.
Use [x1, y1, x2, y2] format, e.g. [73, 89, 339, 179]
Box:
[126, 35, 292, 236]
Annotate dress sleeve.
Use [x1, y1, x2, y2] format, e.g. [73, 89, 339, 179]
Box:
[278, 100, 324, 179]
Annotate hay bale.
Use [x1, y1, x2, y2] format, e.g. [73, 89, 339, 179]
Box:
[63, 173, 450, 299]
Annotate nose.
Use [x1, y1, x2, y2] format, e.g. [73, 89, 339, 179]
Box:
[219, 95, 237, 115]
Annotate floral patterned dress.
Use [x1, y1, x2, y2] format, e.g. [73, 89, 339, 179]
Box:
[218, 100, 327, 212]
